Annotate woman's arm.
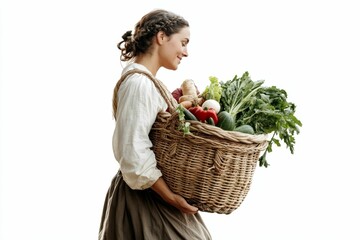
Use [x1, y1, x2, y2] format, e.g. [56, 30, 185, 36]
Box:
[151, 177, 198, 214]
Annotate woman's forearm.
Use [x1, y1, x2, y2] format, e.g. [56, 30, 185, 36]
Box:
[151, 177, 176, 203]
[151, 177, 198, 214]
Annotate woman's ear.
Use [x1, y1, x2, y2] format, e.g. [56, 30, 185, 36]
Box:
[156, 31, 167, 45]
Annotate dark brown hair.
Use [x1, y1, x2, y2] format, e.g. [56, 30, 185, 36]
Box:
[117, 9, 189, 61]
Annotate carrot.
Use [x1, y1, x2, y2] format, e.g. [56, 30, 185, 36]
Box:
[180, 100, 193, 109]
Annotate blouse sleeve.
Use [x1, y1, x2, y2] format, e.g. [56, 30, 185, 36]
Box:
[112, 72, 167, 190]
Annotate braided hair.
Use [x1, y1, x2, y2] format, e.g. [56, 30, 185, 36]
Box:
[117, 9, 189, 61]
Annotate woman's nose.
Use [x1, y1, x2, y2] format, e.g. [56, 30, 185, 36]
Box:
[182, 49, 188, 57]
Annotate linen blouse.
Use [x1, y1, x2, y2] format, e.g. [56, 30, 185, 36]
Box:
[112, 63, 167, 190]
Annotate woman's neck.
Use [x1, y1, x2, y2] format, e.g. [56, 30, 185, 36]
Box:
[135, 55, 160, 76]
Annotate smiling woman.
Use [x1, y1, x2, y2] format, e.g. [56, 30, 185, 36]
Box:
[1, 1, 360, 240]
[116, 9, 190, 73]
[98, 9, 212, 240]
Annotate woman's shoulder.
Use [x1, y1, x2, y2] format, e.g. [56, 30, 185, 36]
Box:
[120, 64, 159, 94]
[121, 63, 151, 82]
[119, 63, 167, 109]
[122, 63, 152, 76]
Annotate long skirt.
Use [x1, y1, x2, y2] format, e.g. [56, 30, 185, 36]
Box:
[98, 171, 212, 240]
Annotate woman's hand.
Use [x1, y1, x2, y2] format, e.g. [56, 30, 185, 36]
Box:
[151, 177, 198, 214]
[170, 193, 198, 214]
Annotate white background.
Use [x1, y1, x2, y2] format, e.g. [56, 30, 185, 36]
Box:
[1, 0, 359, 239]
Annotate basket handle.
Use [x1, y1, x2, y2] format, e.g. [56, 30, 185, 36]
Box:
[114, 69, 178, 113]
[207, 149, 229, 175]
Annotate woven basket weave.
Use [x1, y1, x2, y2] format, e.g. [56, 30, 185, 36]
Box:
[116, 69, 269, 214]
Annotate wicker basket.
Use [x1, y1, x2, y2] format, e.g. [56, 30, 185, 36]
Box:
[116, 69, 269, 214]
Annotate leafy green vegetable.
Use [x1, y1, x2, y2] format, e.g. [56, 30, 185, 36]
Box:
[176, 105, 191, 135]
[220, 72, 264, 119]
[201, 76, 222, 102]
[219, 72, 302, 167]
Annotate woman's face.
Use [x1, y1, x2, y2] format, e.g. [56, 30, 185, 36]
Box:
[159, 27, 190, 70]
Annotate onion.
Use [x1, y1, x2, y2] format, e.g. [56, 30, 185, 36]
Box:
[202, 99, 221, 113]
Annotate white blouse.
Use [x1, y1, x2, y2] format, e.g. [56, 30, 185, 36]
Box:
[112, 63, 167, 190]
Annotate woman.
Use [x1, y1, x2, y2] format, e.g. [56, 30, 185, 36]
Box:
[98, 9, 212, 240]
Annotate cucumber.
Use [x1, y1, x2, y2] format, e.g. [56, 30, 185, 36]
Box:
[235, 124, 254, 134]
[216, 111, 235, 131]
[183, 108, 198, 121]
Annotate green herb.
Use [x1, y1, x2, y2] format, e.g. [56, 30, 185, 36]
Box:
[176, 105, 191, 135]
[220, 72, 264, 119]
[219, 72, 302, 167]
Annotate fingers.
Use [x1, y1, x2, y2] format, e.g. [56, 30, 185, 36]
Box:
[184, 206, 198, 214]
[174, 194, 199, 214]
[180, 204, 198, 214]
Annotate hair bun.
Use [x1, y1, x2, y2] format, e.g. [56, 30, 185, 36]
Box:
[122, 30, 132, 41]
